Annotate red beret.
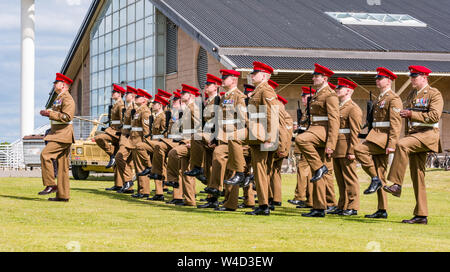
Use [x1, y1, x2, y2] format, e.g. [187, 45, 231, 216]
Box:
[113, 84, 126, 95]
[313, 63, 334, 78]
[136, 88, 152, 99]
[181, 84, 199, 95]
[277, 94, 288, 105]
[173, 90, 181, 99]
[194, 91, 201, 97]
[220, 69, 241, 77]
[251, 61, 274, 74]
[268, 80, 279, 90]
[153, 95, 169, 106]
[409, 65, 432, 76]
[328, 83, 337, 90]
[243, 84, 255, 92]
[219, 92, 225, 96]
[126, 86, 138, 94]
[301, 86, 316, 96]
[337, 78, 357, 90]
[376, 67, 397, 80]
[157, 89, 172, 99]
[54, 73, 73, 85]
[206, 74, 222, 85]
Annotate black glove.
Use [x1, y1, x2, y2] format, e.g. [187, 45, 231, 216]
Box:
[100, 127, 106, 132]
[115, 132, 122, 136]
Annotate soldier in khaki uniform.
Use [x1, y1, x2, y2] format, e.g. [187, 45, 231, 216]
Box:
[267, 92, 294, 210]
[173, 84, 201, 206]
[129, 89, 152, 198]
[95, 84, 125, 191]
[295, 64, 340, 217]
[116, 86, 138, 194]
[184, 74, 222, 190]
[244, 62, 280, 216]
[38, 73, 75, 202]
[384, 65, 444, 225]
[199, 70, 247, 211]
[330, 78, 363, 216]
[288, 87, 316, 208]
[354, 67, 402, 219]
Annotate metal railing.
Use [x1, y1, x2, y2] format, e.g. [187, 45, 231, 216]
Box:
[0, 139, 24, 169]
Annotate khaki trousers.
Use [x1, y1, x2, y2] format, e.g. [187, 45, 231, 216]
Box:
[40, 141, 71, 199]
[115, 145, 135, 190]
[354, 141, 389, 210]
[94, 133, 118, 156]
[166, 146, 183, 200]
[209, 143, 228, 191]
[333, 158, 360, 210]
[249, 145, 273, 206]
[268, 155, 283, 203]
[387, 136, 429, 216]
[294, 156, 313, 206]
[295, 132, 336, 209]
[171, 144, 196, 206]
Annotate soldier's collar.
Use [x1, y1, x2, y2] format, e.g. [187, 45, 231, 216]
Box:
[255, 80, 269, 90]
[339, 98, 351, 108]
[417, 84, 429, 95]
[378, 88, 391, 100]
[155, 111, 164, 117]
[224, 87, 237, 97]
[206, 94, 217, 104]
[315, 83, 329, 95]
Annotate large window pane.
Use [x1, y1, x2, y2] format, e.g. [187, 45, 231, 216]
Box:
[157, 35, 165, 55]
[98, 70, 105, 88]
[145, 16, 154, 37]
[105, 88, 112, 104]
[127, 4, 135, 24]
[91, 90, 98, 108]
[145, 1, 153, 16]
[136, 79, 144, 89]
[156, 54, 164, 75]
[105, 69, 112, 88]
[112, 66, 119, 83]
[120, 0, 127, 9]
[106, 2, 112, 15]
[127, 62, 135, 81]
[112, 29, 119, 48]
[105, 15, 112, 33]
[105, 50, 112, 69]
[98, 54, 105, 70]
[104, 33, 112, 51]
[119, 27, 126, 46]
[120, 45, 127, 64]
[120, 8, 127, 27]
[91, 38, 98, 55]
[112, 48, 119, 67]
[119, 64, 127, 82]
[113, 0, 119, 12]
[127, 43, 135, 62]
[136, 0, 144, 21]
[144, 36, 153, 57]
[136, 19, 144, 40]
[112, 11, 119, 30]
[92, 73, 98, 89]
[144, 57, 153, 77]
[98, 89, 105, 109]
[98, 35, 104, 54]
[127, 23, 135, 41]
[136, 39, 144, 59]
[136, 59, 144, 79]
[91, 55, 98, 73]
[98, 19, 105, 36]
[144, 78, 153, 90]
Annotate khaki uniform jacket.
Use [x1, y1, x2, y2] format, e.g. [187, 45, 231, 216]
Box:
[202, 95, 218, 142]
[45, 91, 75, 144]
[129, 104, 151, 148]
[160, 110, 183, 148]
[276, 105, 294, 158]
[308, 84, 340, 150]
[366, 90, 402, 149]
[218, 88, 247, 142]
[179, 101, 199, 145]
[104, 99, 124, 139]
[334, 99, 363, 158]
[148, 111, 166, 140]
[406, 85, 443, 153]
[120, 102, 137, 149]
[247, 81, 279, 144]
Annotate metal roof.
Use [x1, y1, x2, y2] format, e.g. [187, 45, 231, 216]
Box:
[153, 0, 450, 52]
[226, 55, 450, 75]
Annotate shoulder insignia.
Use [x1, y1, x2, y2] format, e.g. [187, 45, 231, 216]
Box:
[393, 107, 401, 113]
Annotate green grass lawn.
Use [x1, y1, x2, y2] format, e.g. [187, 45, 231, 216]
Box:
[0, 168, 449, 252]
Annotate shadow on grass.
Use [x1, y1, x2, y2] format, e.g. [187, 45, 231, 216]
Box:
[0, 194, 49, 202]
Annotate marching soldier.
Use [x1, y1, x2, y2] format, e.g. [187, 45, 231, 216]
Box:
[245, 62, 279, 216]
[95, 84, 125, 191]
[214, 69, 248, 212]
[130, 88, 152, 198]
[268, 92, 294, 210]
[38, 73, 75, 202]
[288, 87, 315, 208]
[116, 86, 138, 194]
[295, 63, 340, 217]
[384, 65, 443, 224]
[330, 78, 363, 216]
[354, 67, 402, 219]
[184, 74, 222, 190]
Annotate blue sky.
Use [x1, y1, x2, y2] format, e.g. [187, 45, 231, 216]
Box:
[0, 0, 91, 143]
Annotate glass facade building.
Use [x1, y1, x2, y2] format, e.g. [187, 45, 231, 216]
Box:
[89, 0, 165, 117]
